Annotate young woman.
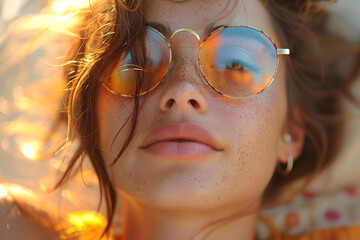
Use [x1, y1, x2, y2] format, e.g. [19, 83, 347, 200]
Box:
[1, 0, 360, 239]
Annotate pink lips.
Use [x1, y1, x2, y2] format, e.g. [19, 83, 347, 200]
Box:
[140, 122, 222, 160]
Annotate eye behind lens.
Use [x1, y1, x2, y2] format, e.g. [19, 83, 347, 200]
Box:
[104, 27, 171, 97]
[199, 26, 279, 99]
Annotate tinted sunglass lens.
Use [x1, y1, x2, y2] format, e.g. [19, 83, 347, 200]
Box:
[199, 26, 278, 98]
[105, 28, 170, 96]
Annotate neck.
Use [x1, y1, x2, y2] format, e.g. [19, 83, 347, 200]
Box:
[119, 198, 260, 240]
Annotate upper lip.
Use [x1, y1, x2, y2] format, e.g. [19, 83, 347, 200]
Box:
[140, 122, 223, 151]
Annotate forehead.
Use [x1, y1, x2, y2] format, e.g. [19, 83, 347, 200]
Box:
[143, 0, 278, 41]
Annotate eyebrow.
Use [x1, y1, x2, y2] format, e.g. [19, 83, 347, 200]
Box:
[145, 21, 224, 39]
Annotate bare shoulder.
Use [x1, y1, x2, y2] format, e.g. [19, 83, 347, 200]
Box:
[0, 183, 62, 240]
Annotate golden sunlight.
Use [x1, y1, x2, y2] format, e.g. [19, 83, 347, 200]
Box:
[51, 0, 90, 14]
[51, 1, 71, 13]
[21, 141, 40, 160]
[0, 184, 8, 198]
[66, 211, 107, 240]
[68, 212, 106, 230]
[65, 211, 107, 240]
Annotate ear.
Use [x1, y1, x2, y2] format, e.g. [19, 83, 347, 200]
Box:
[278, 108, 306, 163]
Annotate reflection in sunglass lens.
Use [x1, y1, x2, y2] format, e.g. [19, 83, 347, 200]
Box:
[199, 26, 278, 98]
[104, 28, 170, 96]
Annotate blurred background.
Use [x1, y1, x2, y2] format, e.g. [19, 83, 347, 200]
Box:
[0, 0, 101, 212]
[0, 0, 359, 216]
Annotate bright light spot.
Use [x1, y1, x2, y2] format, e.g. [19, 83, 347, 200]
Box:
[51, 1, 70, 13]
[51, 0, 89, 14]
[4, 185, 33, 201]
[67, 211, 106, 231]
[21, 142, 40, 160]
[7, 185, 27, 196]
[0, 184, 7, 198]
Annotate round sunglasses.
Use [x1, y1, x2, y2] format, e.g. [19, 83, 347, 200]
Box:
[103, 25, 290, 99]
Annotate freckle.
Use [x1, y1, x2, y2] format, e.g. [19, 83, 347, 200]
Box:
[217, 196, 221, 200]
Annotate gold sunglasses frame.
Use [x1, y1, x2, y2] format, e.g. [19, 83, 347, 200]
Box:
[103, 25, 290, 99]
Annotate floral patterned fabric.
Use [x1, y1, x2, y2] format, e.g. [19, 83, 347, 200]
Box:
[258, 185, 360, 238]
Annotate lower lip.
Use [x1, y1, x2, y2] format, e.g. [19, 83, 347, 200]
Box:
[142, 141, 217, 160]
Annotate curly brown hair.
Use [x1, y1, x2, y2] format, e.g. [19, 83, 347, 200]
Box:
[50, 0, 360, 237]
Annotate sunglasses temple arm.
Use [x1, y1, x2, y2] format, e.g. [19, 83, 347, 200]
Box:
[277, 48, 290, 55]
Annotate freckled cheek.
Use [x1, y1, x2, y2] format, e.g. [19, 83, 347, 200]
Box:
[219, 97, 282, 149]
[96, 89, 135, 155]
[215, 96, 284, 189]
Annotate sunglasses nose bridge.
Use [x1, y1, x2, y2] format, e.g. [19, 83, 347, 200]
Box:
[168, 28, 201, 75]
[169, 28, 201, 46]
[162, 30, 205, 93]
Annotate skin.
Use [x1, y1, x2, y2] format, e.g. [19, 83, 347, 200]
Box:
[96, 0, 305, 239]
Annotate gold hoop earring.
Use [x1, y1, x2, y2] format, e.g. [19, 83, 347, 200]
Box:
[276, 155, 293, 176]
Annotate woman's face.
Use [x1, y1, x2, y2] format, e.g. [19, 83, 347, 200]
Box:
[96, 0, 288, 213]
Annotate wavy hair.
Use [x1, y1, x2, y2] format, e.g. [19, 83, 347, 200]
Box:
[45, 0, 360, 237]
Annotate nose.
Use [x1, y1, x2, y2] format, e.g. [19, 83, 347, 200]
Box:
[159, 81, 208, 113]
[158, 29, 207, 114]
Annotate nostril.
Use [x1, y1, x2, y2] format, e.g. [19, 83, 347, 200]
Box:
[159, 83, 207, 113]
[166, 99, 175, 108]
[165, 99, 199, 109]
[189, 99, 199, 108]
